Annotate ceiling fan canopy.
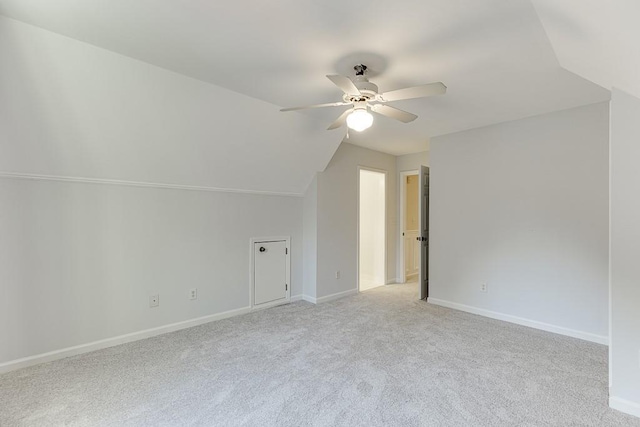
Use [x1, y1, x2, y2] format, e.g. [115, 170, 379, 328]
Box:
[281, 64, 447, 132]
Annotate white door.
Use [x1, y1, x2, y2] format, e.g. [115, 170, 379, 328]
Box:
[254, 241, 287, 306]
[404, 230, 419, 277]
[418, 166, 430, 300]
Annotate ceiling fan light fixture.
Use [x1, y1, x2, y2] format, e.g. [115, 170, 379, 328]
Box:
[280, 65, 446, 131]
[346, 109, 373, 132]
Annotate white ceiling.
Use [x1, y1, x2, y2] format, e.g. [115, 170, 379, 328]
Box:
[0, 0, 610, 156]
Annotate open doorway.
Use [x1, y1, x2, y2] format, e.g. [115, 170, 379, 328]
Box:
[402, 173, 420, 283]
[358, 168, 386, 292]
[400, 167, 429, 299]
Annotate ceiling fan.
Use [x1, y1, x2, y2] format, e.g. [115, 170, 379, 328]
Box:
[280, 64, 446, 132]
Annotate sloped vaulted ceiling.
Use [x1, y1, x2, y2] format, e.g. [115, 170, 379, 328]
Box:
[0, 17, 338, 195]
[0, 1, 614, 194]
[532, 0, 640, 100]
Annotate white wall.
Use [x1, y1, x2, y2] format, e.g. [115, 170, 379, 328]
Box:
[316, 143, 397, 298]
[609, 88, 640, 414]
[302, 176, 318, 299]
[0, 178, 302, 365]
[0, 15, 327, 369]
[397, 151, 430, 173]
[429, 102, 610, 342]
[359, 169, 386, 291]
[0, 16, 338, 195]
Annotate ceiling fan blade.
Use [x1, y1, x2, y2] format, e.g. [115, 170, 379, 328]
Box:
[326, 75, 361, 96]
[280, 101, 351, 112]
[371, 104, 418, 123]
[380, 82, 446, 102]
[327, 109, 353, 130]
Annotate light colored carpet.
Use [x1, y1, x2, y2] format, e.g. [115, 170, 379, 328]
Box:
[1, 282, 638, 427]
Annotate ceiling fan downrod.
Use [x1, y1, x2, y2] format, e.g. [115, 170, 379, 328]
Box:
[354, 64, 368, 76]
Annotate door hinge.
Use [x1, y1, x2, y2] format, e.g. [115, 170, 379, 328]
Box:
[285, 284, 288, 291]
[285, 248, 288, 255]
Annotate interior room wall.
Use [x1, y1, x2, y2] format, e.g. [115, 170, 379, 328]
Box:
[302, 176, 318, 300]
[0, 14, 322, 370]
[429, 102, 610, 343]
[358, 169, 386, 291]
[315, 143, 397, 299]
[609, 88, 640, 415]
[397, 150, 430, 173]
[0, 178, 303, 366]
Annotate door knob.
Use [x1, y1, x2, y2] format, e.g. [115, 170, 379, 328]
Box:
[259, 247, 266, 252]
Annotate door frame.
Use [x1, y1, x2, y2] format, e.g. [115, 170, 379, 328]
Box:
[250, 236, 291, 310]
[399, 169, 420, 284]
[356, 166, 388, 293]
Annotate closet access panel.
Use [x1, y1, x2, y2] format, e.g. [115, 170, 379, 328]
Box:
[253, 240, 288, 307]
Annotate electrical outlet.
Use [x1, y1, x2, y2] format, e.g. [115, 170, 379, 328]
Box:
[480, 283, 488, 293]
[189, 288, 198, 300]
[335, 271, 340, 279]
[149, 294, 159, 308]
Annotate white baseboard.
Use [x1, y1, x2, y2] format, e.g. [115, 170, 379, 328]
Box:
[304, 288, 358, 304]
[610, 396, 640, 418]
[386, 279, 397, 285]
[0, 306, 251, 374]
[290, 295, 303, 302]
[427, 298, 608, 345]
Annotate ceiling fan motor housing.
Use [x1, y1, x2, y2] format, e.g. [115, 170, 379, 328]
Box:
[343, 77, 379, 103]
[354, 78, 379, 95]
